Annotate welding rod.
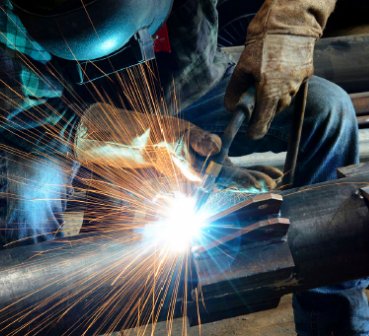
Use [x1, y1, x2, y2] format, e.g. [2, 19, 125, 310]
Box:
[195, 88, 255, 210]
[281, 81, 309, 188]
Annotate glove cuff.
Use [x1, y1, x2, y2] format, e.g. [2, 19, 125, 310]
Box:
[246, 0, 336, 41]
[241, 34, 315, 78]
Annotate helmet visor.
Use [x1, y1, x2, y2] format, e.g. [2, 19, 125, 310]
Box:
[13, 0, 173, 61]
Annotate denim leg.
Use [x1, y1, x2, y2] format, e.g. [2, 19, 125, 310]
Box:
[0, 150, 79, 247]
[182, 69, 367, 335]
[293, 284, 369, 336]
[181, 71, 358, 186]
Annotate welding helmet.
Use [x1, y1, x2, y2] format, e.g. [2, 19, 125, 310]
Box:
[11, 0, 173, 83]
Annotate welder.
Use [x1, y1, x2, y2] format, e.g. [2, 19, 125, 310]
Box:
[0, 0, 366, 335]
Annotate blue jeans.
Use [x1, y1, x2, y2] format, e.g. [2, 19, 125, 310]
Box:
[181, 70, 368, 335]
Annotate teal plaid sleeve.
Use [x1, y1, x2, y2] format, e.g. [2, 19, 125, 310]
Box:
[0, 2, 63, 100]
[0, 5, 51, 62]
[0, 2, 77, 154]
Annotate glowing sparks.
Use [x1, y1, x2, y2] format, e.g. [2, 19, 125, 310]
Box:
[0, 11, 264, 333]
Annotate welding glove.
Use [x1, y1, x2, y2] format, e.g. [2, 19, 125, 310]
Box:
[75, 103, 280, 191]
[74, 103, 222, 181]
[224, 0, 336, 139]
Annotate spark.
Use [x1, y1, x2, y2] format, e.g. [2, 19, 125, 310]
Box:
[0, 7, 270, 335]
[0, 52, 210, 334]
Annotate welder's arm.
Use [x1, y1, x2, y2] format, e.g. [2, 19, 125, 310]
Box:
[74, 103, 221, 180]
[224, 0, 336, 139]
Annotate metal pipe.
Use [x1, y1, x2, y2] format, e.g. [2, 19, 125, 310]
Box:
[0, 235, 185, 335]
[0, 173, 368, 334]
[313, 34, 369, 93]
[285, 174, 369, 285]
[190, 173, 369, 324]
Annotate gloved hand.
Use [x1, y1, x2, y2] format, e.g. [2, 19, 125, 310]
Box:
[74, 103, 222, 181]
[224, 0, 336, 140]
[75, 103, 280, 191]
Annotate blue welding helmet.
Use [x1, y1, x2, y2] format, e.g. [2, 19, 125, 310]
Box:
[12, 0, 173, 83]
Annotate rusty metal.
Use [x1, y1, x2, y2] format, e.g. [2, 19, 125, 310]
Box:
[350, 92, 369, 116]
[337, 162, 369, 178]
[194, 193, 289, 254]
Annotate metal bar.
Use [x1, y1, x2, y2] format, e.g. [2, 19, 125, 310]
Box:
[206, 192, 283, 223]
[281, 81, 308, 188]
[193, 217, 290, 254]
[337, 162, 369, 178]
[350, 91, 369, 115]
[357, 115, 369, 128]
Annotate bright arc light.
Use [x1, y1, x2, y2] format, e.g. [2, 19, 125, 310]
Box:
[146, 193, 207, 253]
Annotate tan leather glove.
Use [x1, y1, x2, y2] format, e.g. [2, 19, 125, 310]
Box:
[74, 103, 280, 191]
[225, 0, 336, 139]
[74, 103, 222, 181]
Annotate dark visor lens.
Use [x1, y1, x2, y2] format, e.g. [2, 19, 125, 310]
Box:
[13, 0, 96, 15]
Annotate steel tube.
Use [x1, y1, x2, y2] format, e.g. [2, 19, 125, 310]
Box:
[285, 174, 369, 286]
[0, 174, 368, 334]
[0, 234, 185, 335]
[190, 173, 369, 324]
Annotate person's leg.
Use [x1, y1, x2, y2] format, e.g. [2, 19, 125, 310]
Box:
[182, 70, 368, 335]
[0, 149, 79, 247]
[293, 282, 369, 336]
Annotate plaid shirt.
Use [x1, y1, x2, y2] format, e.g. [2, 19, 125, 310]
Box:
[0, 2, 64, 98]
[0, 0, 233, 152]
[0, 1, 79, 153]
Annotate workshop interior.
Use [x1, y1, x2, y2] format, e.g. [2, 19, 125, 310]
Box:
[0, 0, 369, 335]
